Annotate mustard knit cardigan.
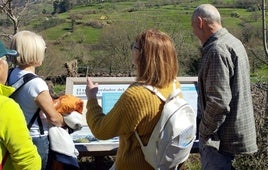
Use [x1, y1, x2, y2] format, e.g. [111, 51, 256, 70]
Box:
[86, 82, 180, 170]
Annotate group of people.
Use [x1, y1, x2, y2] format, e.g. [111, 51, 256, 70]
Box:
[0, 4, 257, 170]
[1, 31, 66, 170]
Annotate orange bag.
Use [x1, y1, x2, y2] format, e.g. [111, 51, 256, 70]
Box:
[53, 94, 83, 115]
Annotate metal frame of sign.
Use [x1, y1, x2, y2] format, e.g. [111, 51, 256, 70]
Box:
[65, 76, 198, 95]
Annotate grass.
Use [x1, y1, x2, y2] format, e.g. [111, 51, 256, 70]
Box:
[53, 84, 66, 97]
[251, 65, 268, 83]
[42, 23, 70, 40]
[72, 27, 101, 43]
[16, 0, 266, 81]
[36, 1, 258, 44]
[27, 1, 264, 82]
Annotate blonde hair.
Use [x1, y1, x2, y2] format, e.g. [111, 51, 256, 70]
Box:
[10, 30, 46, 67]
[135, 29, 178, 88]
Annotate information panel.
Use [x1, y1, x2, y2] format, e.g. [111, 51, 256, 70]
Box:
[72, 83, 130, 114]
[66, 77, 198, 144]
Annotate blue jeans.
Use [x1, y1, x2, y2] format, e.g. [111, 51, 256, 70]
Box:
[32, 135, 49, 170]
[199, 137, 234, 170]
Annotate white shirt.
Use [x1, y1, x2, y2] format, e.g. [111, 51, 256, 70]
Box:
[8, 67, 49, 137]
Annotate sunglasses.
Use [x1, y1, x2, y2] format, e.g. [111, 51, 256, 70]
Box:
[130, 42, 140, 50]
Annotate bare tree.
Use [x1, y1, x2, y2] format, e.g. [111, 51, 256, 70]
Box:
[0, 0, 30, 37]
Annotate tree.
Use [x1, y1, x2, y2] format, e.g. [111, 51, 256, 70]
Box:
[52, 0, 72, 14]
[0, 0, 30, 37]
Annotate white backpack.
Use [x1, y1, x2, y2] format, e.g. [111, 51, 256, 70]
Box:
[135, 83, 197, 170]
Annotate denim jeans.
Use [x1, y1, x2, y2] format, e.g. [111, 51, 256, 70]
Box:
[32, 135, 49, 170]
[199, 137, 234, 170]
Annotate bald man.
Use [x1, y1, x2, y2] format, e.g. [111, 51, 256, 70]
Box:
[191, 4, 258, 170]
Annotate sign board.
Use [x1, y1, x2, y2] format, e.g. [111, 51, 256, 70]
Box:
[66, 77, 198, 144]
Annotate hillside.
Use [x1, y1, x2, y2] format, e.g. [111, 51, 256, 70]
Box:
[2, 0, 264, 82]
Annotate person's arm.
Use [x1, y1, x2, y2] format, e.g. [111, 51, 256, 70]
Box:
[85, 77, 154, 140]
[1, 98, 41, 170]
[35, 90, 65, 127]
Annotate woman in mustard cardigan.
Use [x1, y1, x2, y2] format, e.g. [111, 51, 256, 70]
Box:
[86, 29, 181, 170]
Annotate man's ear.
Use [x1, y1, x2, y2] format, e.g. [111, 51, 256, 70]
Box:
[197, 16, 204, 29]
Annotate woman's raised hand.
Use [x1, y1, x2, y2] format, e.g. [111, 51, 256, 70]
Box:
[86, 77, 99, 99]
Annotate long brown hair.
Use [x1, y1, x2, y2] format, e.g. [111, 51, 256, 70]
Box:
[135, 29, 178, 88]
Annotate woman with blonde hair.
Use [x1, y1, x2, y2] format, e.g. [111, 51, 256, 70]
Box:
[7, 30, 65, 170]
[86, 29, 183, 170]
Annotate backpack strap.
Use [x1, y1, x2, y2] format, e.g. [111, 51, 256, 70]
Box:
[134, 131, 144, 147]
[0, 151, 9, 170]
[134, 83, 174, 146]
[9, 73, 37, 98]
[135, 80, 181, 146]
[9, 71, 44, 134]
[6, 67, 15, 85]
[143, 80, 179, 101]
[27, 108, 44, 135]
[143, 85, 166, 101]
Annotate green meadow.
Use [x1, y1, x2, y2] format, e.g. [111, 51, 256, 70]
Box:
[7, 0, 264, 80]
